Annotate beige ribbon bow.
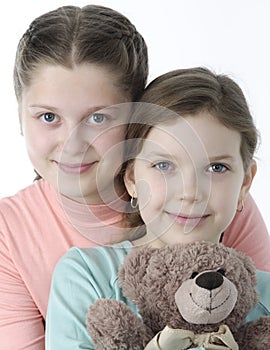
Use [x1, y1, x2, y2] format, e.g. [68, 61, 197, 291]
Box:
[144, 324, 239, 350]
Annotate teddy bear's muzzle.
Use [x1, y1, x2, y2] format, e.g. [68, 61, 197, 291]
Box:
[175, 269, 238, 324]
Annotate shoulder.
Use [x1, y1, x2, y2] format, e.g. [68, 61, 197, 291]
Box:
[0, 180, 59, 241]
[0, 179, 52, 211]
[53, 241, 133, 283]
[246, 269, 270, 322]
[60, 241, 133, 265]
[255, 269, 270, 312]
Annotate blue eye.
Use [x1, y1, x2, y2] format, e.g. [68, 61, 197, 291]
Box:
[40, 112, 59, 124]
[155, 161, 172, 171]
[88, 113, 107, 124]
[209, 164, 228, 173]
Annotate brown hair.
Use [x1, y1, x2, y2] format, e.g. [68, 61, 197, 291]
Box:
[14, 5, 148, 102]
[123, 67, 259, 228]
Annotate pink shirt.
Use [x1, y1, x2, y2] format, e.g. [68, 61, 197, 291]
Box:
[0, 179, 269, 349]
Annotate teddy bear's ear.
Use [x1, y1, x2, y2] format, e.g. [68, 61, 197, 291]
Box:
[244, 256, 258, 286]
[233, 250, 258, 287]
[118, 246, 157, 302]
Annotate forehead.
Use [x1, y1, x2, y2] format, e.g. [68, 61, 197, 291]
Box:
[20, 63, 129, 112]
[23, 63, 122, 94]
[140, 111, 242, 160]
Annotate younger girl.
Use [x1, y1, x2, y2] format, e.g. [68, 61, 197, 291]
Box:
[46, 67, 270, 349]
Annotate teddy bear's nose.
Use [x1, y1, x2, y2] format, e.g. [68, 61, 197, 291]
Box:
[195, 271, 223, 290]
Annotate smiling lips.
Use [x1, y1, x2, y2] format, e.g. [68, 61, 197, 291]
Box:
[167, 212, 209, 226]
[56, 161, 96, 174]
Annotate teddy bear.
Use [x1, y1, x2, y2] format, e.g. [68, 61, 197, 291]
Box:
[86, 241, 270, 349]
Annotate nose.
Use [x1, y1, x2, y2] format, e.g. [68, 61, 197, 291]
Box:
[60, 122, 89, 156]
[195, 271, 224, 290]
[177, 168, 207, 203]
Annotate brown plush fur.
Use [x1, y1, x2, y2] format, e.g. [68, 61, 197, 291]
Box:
[87, 241, 270, 349]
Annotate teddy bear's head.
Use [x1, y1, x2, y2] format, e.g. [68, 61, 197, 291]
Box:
[118, 241, 259, 335]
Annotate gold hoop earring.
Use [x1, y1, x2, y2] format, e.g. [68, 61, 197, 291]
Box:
[130, 193, 138, 209]
[237, 199, 244, 212]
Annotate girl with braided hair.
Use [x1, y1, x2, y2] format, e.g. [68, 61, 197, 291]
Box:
[0, 5, 148, 349]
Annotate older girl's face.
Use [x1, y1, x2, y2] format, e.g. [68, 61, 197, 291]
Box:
[125, 111, 256, 247]
[20, 63, 130, 204]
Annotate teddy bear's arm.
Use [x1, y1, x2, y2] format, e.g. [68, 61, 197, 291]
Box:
[87, 299, 155, 350]
[235, 316, 270, 349]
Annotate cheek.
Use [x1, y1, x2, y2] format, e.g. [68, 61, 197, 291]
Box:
[137, 175, 168, 214]
[211, 185, 239, 216]
[24, 126, 53, 157]
[94, 127, 125, 156]
[94, 127, 126, 178]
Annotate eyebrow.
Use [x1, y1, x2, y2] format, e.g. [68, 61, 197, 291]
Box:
[28, 104, 120, 114]
[140, 151, 176, 159]
[208, 155, 236, 162]
[29, 103, 120, 109]
[140, 151, 237, 163]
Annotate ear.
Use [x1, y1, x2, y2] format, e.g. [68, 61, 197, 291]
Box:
[239, 159, 257, 201]
[124, 164, 137, 198]
[18, 106, 23, 136]
[118, 246, 157, 303]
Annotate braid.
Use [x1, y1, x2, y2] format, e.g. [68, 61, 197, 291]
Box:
[14, 5, 148, 101]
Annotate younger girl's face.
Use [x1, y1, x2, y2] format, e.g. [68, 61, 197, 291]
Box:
[20, 63, 130, 204]
[125, 111, 256, 247]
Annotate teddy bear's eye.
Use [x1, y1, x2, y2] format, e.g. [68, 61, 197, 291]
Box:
[217, 268, 226, 276]
[190, 272, 199, 279]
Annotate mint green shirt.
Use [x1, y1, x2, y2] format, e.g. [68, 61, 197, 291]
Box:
[45, 241, 270, 349]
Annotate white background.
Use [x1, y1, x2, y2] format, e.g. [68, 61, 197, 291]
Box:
[0, 0, 269, 230]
